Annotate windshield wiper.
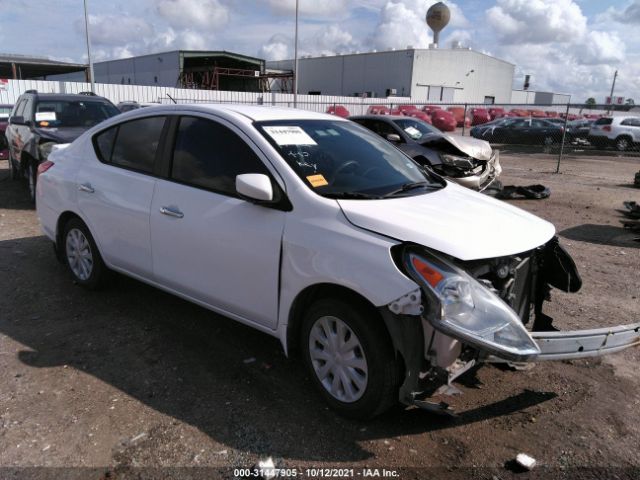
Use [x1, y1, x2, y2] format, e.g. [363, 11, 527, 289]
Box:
[323, 191, 382, 200]
[383, 181, 439, 197]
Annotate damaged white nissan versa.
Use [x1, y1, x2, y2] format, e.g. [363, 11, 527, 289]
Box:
[36, 105, 640, 419]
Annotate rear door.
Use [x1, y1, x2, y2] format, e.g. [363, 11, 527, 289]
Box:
[150, 115, 286, 328]
[77, 115, 167, 278]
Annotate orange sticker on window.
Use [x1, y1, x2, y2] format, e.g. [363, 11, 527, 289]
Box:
[306, 174, 328, 187]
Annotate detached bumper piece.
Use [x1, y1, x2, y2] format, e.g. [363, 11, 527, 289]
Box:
[532, 323, 640, 361]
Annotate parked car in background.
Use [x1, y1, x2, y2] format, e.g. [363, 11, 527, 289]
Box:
[0, 104, 12, 161]
[471, 117, 564, 145]
[326, 105, 350, 118]
[430, 109, 457, 132]
[588, 116, 640, 151]
[565, 119, 593, 142]
[448, 107, 471, 127]
[5, 91, 120, 202]
[509, 109, 530, 117]
[395, 104, 418, 114]
[529, 109, 547, 118]
[470, 118, 517, 140]
[405, 110, 433, 124]
[350, 114, 501, 191]
[422, 105, 442, 115]
[470, 108, 491, 125]
[117, 101, 159, 112]
[367, 105, 391, 115]
[37, 104, 640, 419]
[488, 107, 505, 120]
[546, 111, 559, 118]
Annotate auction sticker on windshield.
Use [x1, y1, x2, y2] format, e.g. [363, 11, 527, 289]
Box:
[404, 126, 421, 139]
[263, 126, 317, 146]
[306, 174, 328, 187]
[35, 111, 57, 122]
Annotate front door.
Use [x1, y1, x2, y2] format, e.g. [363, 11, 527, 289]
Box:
[150, 115, 286, 328]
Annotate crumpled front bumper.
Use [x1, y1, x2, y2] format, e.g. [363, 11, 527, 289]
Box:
[451, 150, 502, 192]
[531, 323, 640, 361]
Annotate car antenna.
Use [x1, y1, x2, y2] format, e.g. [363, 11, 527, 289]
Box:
[166, 94, 177, 105]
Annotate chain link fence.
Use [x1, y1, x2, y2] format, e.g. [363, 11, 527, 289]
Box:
[165, 96, 640, 173]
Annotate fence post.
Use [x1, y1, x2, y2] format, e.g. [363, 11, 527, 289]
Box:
[556, 103, 570, 173]
[461, 103, 468, 136]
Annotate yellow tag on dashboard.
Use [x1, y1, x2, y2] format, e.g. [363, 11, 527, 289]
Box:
[306, 174, 328, 187]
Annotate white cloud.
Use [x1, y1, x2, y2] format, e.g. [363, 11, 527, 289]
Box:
[306, 25, 356, 55]
[259, 33, 291, 60]
[262, 0, 350, 17]
[370, 1, 432, 50]
[156, 0, 229, 30]
[486, 0, 587, 44]
[81, 15, 154, 46]
[574, 30, 625, 65]
[602, 1, 640, 25]
[367, 1, 469, 51]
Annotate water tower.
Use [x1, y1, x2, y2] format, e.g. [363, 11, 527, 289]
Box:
[426, 2, 451, 48]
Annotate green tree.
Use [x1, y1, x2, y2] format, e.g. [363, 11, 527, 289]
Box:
[585, 97, 596, 107]
[625, 98, 635, 105]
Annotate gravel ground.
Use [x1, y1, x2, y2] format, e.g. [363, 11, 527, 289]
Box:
[0, 153, 639, 479]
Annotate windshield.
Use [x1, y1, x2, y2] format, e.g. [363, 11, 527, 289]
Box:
[34, 100, 119, 128]
[392, 118, 440, 141]
[256, 119, 444, 199]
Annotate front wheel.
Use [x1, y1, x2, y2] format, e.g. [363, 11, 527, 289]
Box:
[301, 298, 400, 419]
[63, 218, 108, 289]
[27, 160, 36, 204]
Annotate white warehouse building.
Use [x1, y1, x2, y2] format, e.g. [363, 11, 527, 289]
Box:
[267, 47, 515, 104]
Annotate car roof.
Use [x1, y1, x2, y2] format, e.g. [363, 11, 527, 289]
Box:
[168, 104, 347, 122]
[350, 115, 406, 121]
[27, 93, 111, 102]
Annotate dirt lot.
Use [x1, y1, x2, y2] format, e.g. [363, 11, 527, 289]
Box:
[0, 154, 639, 479]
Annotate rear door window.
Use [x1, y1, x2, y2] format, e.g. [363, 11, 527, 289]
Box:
[109, 116, 166, 173]
[594, 118, 613, 126]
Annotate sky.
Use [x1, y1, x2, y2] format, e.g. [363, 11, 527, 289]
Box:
[0, 0, 638, 102]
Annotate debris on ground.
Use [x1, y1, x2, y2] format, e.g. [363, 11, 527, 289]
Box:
[515, 453, 537, 470]
[484, 182, 551, 200]
[618, 201, 640, 240]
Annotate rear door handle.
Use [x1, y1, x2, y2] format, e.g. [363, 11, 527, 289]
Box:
[78, 183, 94, 193]
[160, 206, 184, 219]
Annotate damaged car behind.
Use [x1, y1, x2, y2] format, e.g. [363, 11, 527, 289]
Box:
[350, 114, 501, 192]
[36, 105, 640, 419]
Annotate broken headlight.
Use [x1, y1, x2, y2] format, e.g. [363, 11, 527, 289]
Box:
[439, 154, 476, 170]
[404, 249, 540, 361]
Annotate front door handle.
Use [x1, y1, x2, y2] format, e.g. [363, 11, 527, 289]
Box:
[160, 206, 184, 219]
[78, 183, 94, 193]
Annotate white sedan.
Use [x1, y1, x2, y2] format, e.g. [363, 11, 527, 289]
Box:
[36, 105, 640, 418]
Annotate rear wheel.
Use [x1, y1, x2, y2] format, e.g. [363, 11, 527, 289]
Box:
[8, 157, 17, 180]
[63, 218, 108, 289]
[301, 298, 400, 419]
[616, 136, 632, 151]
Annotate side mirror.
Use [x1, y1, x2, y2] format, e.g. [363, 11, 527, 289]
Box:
[386, 133, 401, 143]
[236, 173, 273, 203]
[9, 116, 25, 125]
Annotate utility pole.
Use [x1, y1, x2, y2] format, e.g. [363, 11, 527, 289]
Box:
[293, 0, 299, 108]
[83, 0, 95, 92]
[608, 69, 618, 114]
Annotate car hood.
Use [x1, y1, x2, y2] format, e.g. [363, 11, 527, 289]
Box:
[35, 127, 89, 144]
[337, 183, 555, 261]
[422, 134, 493, 160]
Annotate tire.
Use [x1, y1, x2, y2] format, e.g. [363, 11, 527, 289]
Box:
[615, 136, 631, 152]
[26, 160, 37, 204]
[543, 136, 554, 146]
[8, 157, 17, 180]
[300, 298, 400, 419]
[62, 218, 108, 289]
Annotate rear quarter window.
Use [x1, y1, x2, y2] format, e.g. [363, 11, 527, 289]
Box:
[594, 118, 613, 125]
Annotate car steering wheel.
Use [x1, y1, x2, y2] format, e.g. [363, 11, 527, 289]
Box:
[330, 160, 359, 182]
